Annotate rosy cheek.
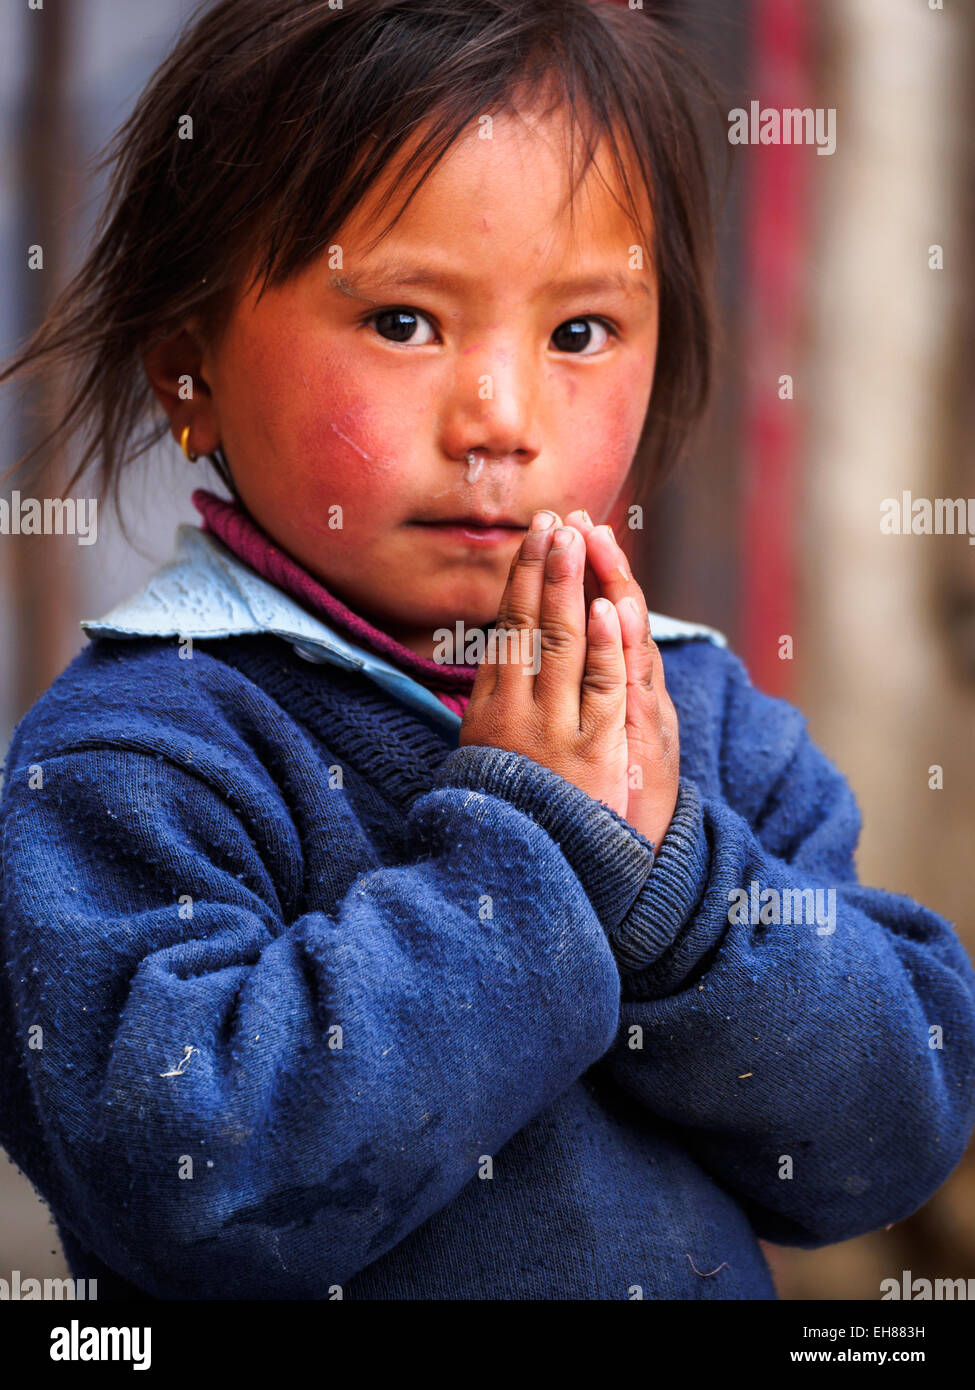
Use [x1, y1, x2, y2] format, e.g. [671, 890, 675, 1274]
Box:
[289, 401, 416, 544]
[580, 454, 626, 504]
[611, 371, 652, 453]
[296, 400, 389, 476]
[564, 380, 646, 509]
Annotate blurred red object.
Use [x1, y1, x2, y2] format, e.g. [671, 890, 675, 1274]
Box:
[741, 0, 811, 695]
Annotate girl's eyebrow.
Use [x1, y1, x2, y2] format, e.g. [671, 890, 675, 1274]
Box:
[329, 262, 654, 303]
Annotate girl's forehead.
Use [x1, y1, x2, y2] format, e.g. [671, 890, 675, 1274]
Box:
[339, 105, 653, 259]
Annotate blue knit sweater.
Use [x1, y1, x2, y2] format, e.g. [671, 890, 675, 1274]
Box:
[1, 562, 974, 1299]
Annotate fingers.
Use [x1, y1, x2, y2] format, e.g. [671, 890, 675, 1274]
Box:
[584, 523, 646, 617]
[616, 592, 675, 820]
[488, 509, 562, 700]
[562, 508, 594, 535]
[531, 526, 588, 721]
[616, 593, 662, 700]
[562, 509, 601, 611]
[579, 597, 627, 739]
[479, 505, 647, 740]
[495, 509, 562, 632]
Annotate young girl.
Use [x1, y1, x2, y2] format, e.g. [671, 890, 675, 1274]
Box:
[1, 0, 973, 1302]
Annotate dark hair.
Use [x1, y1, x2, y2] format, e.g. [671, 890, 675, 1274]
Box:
[1, 0, 723, 518]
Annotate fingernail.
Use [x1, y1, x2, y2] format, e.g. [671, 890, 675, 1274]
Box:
[591, 597, 610, 617]
[579, 509, 591, 525]
[531, 510, 557, 530]
[615, 562, 631, 582]
[551, 527, 574, 548]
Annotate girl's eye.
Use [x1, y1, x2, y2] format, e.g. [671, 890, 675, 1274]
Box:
[366, 308, 439, 346]
[551, 317, 616, 355]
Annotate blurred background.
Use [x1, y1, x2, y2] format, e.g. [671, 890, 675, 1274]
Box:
[0, 0, 972, 1299]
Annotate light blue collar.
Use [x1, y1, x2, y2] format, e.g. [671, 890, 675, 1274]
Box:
[81, 525, 726, 740]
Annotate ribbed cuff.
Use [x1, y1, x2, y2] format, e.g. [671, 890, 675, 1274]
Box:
[432, 744, 655, 936]
[609, 777, 710, 988]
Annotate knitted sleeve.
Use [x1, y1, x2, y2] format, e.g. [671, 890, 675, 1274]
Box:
[593, 648, 975, 1248]
[0, 737, 624, 1299]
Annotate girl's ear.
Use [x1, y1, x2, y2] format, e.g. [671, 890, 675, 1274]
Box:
[141, 321, 221, 457]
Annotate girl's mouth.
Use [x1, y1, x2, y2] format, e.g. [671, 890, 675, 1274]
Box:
[411, 517, 527, 546]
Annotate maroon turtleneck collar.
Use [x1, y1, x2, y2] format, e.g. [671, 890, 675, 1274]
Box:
[192, 490, 475, 716]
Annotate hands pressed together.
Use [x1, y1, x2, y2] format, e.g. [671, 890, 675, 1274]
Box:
[458, 509, 680, 855]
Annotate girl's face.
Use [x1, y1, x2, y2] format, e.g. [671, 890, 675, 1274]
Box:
[193, 105, 659, 656]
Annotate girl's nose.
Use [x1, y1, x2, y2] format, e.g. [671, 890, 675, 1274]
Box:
[440, 341, 541, 465]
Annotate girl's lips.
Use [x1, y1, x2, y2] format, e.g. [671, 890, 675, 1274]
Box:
[411, 521, 526, 546]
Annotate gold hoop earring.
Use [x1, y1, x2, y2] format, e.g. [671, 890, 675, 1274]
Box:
[180, 425, 199, 463]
